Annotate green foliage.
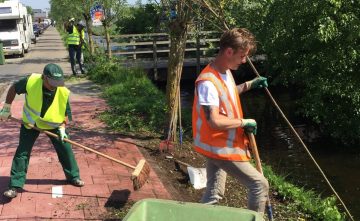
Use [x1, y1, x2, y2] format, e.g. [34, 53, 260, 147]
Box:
[26, 6, 33, 16]
[87, 58, 167, 132]
[98, 0, 127, 27]
[50, 0, 84, 24]
[115, 3, 161, 34]
[257, 0, 360, 144]
[263, 165, 345, 220]
[92, 24, 119, 36]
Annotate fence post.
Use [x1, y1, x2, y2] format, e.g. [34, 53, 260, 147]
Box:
[196, 33, 201, 75]
[131, 39, 137, 60]
[153, 37, 158, 80]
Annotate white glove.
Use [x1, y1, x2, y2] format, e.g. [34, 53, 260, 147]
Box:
[0, 103, 11, 121]
[58, 126, 68, 143]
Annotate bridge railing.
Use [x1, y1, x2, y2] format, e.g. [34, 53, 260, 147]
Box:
[94, 31, 221, 77]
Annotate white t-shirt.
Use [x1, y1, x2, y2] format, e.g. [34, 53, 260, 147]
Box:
[197, 71, 236, 107]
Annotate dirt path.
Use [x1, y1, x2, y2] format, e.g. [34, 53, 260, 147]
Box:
[0, 27, 171, 220]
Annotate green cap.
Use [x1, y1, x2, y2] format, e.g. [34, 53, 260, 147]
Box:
[43, 63, 65, 87]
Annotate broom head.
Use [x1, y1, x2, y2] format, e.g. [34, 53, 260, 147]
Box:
[131, 159, 151, 190]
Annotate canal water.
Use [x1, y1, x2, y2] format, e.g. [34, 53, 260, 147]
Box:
[161, 70, 360, 219]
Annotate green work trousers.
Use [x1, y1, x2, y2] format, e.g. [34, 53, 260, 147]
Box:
[9, 124, 80, 188]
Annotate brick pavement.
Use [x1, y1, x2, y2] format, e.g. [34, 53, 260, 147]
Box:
[0, 27, 171, 220]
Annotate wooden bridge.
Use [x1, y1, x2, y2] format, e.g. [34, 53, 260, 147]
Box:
[93, 31, 266, 81]
[92, 31, 220, 80]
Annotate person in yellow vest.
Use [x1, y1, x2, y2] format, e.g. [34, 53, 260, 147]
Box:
[192, 28, 269, 214]
[66, 18, 85, 75]
[77, 21, 86, 69]
[0, 63, 84, 199]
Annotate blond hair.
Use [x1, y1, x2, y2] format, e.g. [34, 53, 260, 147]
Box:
[219, 28, 257, 55]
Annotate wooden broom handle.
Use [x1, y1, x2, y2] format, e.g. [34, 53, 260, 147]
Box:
[10, 117, 136, 169]
[248, 133, 263, 174]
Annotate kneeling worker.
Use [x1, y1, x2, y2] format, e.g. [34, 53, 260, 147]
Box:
[0, 63, 84, 198]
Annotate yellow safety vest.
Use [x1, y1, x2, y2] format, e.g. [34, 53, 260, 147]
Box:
[67, 26, 80, 45]
[22, 74, 70, 130]
[80, 29, 86, 49]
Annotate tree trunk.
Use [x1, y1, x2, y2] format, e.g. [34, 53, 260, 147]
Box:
[166, 19, 188, 142]
[104, 24, 112, 58]
[85, 16, 94, 55]
[82, 0, 94, 55]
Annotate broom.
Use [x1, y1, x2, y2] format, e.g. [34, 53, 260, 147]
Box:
[10, 117, 150, 190]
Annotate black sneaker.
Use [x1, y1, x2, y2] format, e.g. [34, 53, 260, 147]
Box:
[70, 178, 85, 187]
[3, 188, 18, 198]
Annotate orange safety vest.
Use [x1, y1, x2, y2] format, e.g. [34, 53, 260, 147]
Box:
[192, 64, 250, 161]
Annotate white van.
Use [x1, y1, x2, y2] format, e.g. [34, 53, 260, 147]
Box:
[0, 1, 32, 57]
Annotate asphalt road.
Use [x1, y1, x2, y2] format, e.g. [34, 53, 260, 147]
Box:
[0, 26, 71, 85]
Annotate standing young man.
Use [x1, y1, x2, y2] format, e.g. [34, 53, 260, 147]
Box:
[0, 63, 84, 199]
[66, 18, 85, 75]
[192, 28, 269, 214]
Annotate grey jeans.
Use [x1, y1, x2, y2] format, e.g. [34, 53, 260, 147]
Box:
[201, 157, 269, 214]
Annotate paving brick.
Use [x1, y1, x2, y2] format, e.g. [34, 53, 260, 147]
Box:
[1, 157, 13, 168]
[102, 165, 131, 175]
[35, 200, 55, 218]
[81, 184, 110, 197]
[108, 183, 132, 195]
[92, 175, 121, 184]
[78, 174, 94, 185]
[117, 177, 134, 190]
[129, 190, 157, 201]
[51, 197, 85, 219]
[62, 185, 82, 197]
[0, 166, 11, 177]
[75, 159, 89, 168]
[83, 164, 104, 175]
[0, 215, 17, 219]
[2, 197, 35, 217]
[83, 197, 107, 220]
[0, 148, 7, 154]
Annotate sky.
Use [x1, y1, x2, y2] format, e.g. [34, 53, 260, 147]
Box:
[19, 0, 50, 10]
[17, 0, 143, 11]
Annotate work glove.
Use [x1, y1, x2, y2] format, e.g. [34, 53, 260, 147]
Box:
[241, 119, 257, 135]
[58, 126, 68, 143]
[249, 76, 268, 90]
[0, 103, 11, 121]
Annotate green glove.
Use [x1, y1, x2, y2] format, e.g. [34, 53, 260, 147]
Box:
[0, 103, 11, 121]
[241, 119, 257, 135]
[249, 76, 268, 89]
[58, 126, 68, 143]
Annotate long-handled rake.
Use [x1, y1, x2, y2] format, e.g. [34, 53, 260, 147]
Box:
[10, 117, 150, 190]
[247, 132, 274, 220]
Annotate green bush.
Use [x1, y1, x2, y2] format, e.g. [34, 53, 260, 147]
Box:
[87, 59, 167, 132]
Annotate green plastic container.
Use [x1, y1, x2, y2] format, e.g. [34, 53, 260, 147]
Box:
[123, 199, 263, 221]
[0, 41, 4, 65]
